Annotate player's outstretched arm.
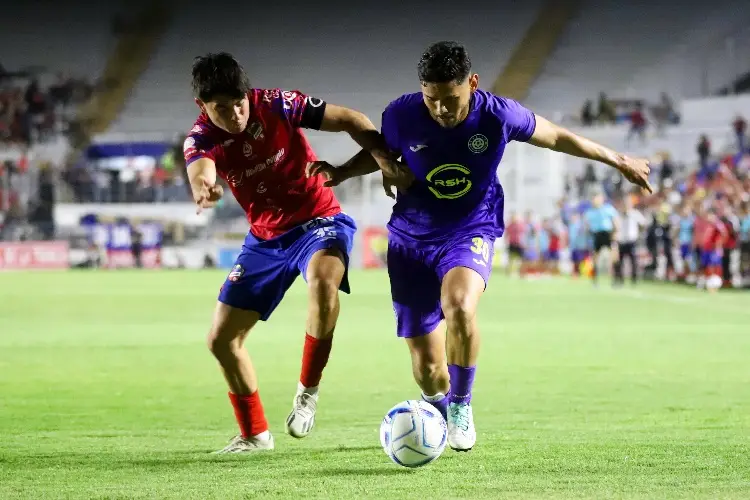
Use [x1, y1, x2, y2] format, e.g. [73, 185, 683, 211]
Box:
[306, 150, 380, 187]
[187, 157, 223, 214]
[317, 104, 410, 183]
[317, 104, 390, 160]
[528, 115, 653, 193]
[306, 149, 412, 197]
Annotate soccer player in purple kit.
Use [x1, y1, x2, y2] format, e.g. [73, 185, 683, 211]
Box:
[311, 41, 652, 452]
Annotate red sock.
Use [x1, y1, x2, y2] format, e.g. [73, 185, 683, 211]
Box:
[299, 333, 333, 388]
[228, 391, 268, 438]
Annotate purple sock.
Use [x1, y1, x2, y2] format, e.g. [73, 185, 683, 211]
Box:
[448, 364, 476, 405]
[421, 393, 449, 420]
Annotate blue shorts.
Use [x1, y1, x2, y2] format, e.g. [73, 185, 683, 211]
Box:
[219, 213, 356, 320]
[543, 250, 560, 261]
[523, 249, 539, 261]
[700, 249, 722, 268]
[680, 243, 690, 259]
[388, 234, 495, 338]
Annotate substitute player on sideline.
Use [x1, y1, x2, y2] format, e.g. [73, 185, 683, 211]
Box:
[311, 41, 651, 452]
[185, 53, 403, 453]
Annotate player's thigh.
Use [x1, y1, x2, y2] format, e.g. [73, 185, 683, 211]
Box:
[388, 240, 442, 338]
[436, 235, 493, 316]
[208, 302, 261, 349]
[218, 245, 294, 322]
[305, 247, 346, 306]
[297, 213, 356, 294]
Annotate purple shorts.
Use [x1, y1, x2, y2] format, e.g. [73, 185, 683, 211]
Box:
[388, 234, 494, 338]
[571, 249, 589, 264]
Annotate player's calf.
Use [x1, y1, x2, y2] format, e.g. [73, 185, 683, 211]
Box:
[286, 248, 346, 439]
[406, 332, 450, 420]
[441, 267, 483, 451]
[207, 303, 273, 451]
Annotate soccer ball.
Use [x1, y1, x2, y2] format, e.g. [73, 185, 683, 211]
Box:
[379, 400, 447, 468]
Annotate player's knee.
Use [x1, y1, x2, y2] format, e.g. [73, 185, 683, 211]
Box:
[206, 324, 245, 358]
[441, 291, 477, 327]
[308, 277, 339, 316]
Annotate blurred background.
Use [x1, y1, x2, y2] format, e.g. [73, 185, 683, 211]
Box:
[0, 0, 748, 288]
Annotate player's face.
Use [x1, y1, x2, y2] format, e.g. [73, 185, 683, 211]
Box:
[197, 95, 250, 134]
[421, 74, 479, 128]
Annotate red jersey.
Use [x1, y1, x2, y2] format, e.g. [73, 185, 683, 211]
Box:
[701, 217, 727, 251]
[505, 221, 526, 246]
[184, 88, 340, 240]
[549, 231, 561, 252]
[693, 216, 708, 248]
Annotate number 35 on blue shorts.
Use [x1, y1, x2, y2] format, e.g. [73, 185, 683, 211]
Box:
[219, 212, 356, 320]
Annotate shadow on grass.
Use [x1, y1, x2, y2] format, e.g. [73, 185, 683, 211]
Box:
[316, 466, 414, 477]
[3, 444, 390, 471]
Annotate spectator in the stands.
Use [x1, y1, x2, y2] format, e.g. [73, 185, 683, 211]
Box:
[49, 72, 74, 109]
[581, 163, 598, 198]
[733, 115, 747, 152]
[697, 135, 711, 167]
[596, 92, 616, 124]
[25, 79, 55, 142]
[656, 152, 674, 186]
[626, 102, 647, 146]
[581, 100, 594, 126]
[660, 92, 678, 124]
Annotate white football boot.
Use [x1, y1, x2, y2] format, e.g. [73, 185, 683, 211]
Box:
[285, 387, 318, 438]
[213, 432, 274, 454]
[447, 402, 477, 451]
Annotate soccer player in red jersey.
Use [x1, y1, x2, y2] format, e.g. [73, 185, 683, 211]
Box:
[504, 212, 526, 277]
[698, 209, 728, 292]
[184, 53, 401, 453]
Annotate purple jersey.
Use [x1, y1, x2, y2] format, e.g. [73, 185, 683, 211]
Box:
[381, 89, 536, 246]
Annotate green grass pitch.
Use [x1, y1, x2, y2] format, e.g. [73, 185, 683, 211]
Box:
[1, 270, 749, 499]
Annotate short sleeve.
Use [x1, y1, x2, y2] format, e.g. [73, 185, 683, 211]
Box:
[183, 133, 218, 166]
[609, 205, 619, 219]
[492, 95, 537, 143]
[259, 89, 326, 130]
[381, 102, 400, 153]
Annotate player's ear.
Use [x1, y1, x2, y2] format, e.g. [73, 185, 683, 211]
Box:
[195, 98, 205, 112]
[469, 74, 479, 92]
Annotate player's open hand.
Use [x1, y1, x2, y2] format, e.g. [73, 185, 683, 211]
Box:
[195, 179, 223, 214]
[306, 161, 347, 187]
[617, 156, 653, 194]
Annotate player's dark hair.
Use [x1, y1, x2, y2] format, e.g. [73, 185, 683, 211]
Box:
[191, 52, 251, 102]
[418, 41, 472, 84]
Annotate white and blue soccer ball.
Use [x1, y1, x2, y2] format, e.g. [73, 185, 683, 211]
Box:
[379, 400, 447, 468]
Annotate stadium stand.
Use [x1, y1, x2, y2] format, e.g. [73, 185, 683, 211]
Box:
[1, 1, 748, 286]
[104, 0, 545, 145]
[525, 0, 750, 119]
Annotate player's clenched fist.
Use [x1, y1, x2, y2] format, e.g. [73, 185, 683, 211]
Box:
[380, 159, 414, 199]
[617, 156, 653, 194]
[195, 179, 223, 214]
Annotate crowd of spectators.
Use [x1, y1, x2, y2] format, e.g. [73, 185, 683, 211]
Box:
[0, 68, 92, 147]
[554, 115, 750, 287]
[580, 91, 680, 130]
[0, 64, 93, 240]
